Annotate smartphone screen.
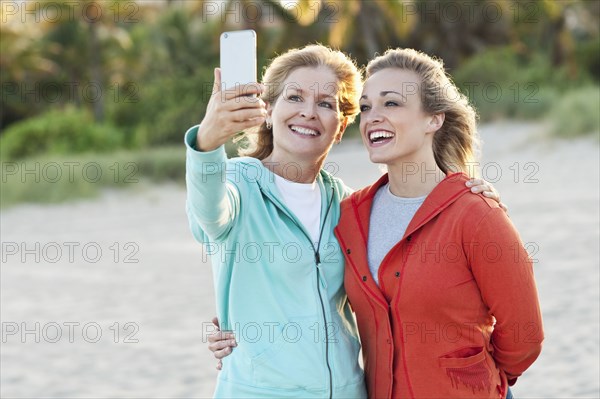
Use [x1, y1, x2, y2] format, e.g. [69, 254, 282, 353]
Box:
[220, 30, 257, 91]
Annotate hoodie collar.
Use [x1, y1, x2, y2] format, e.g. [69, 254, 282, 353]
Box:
[238, 157, 333, 197]
[350, 172, 472, 248]
[238, 157, 336, 244]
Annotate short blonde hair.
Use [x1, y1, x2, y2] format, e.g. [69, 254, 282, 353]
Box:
[239, 44, 362, 159]
[366, 48, 480, 175]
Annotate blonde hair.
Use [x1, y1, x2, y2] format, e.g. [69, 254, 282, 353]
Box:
[238, 44, 362, 159]
[366, 48, 480, 176]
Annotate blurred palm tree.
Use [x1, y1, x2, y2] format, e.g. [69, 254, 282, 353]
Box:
[173, 0, 416, 65]
[324, 0, 415, 64]
[177, 0, 307, 59]
[0, 17, 54, 128]
[1, 0, 133, 126]
[3, 0, 596, 138]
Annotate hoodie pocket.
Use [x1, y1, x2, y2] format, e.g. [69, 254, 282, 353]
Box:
[439, 346, 494, 394]
[250, 316, 326, 390]
[438, 346, 486, 368]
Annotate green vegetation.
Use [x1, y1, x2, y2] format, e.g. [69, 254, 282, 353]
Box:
[452, 46, 596, 122]
[0, 146, 185, 208]
[547, 86, 600, 138]
[1, 0, 598, 207]
[1, 107, 125, 160]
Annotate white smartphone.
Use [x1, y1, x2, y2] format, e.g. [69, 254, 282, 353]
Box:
[220, 30, 257, 91]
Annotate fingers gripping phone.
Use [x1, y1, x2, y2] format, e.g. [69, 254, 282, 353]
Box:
[220, 30, 257, 91]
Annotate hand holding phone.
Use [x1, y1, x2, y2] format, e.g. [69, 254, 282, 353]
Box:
[195, 68, 265, 151]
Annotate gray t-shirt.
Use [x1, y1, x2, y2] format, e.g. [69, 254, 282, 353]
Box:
[368, 184, 427, 286]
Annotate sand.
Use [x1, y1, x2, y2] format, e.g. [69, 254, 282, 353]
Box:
[1, 122, 599, 398]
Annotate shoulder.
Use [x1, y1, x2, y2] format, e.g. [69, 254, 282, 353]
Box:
[341, 185, 366, 208]
[226, 155, 262, 169]
[448, 192, 515, 245]
[220, 156, 267, 187]
[320, 169, 353, 199]
[338, 184, 377, 221]
[341, 174, 388, 209]
[435, 173, 503, 221]
[452, 190, 503, 220]
[456, 189, 500, 209]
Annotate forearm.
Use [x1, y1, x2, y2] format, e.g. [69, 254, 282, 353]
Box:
[185, 125, 239, 241]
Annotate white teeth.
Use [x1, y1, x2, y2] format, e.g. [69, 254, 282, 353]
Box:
[291, 126, 319, 136]
[369, 131, 394, 141]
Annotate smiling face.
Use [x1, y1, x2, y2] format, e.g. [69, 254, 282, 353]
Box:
[266, 66, 346, 163]
[359, 68, 442, 167]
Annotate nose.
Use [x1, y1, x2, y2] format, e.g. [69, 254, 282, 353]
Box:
[300, 101, 317, 119]
[362, 108, 382, 125]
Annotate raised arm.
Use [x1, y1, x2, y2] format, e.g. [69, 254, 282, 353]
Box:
[185, 68, 266, 241]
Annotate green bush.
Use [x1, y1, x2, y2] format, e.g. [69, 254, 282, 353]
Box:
[107, 72, 211, 147]
[0, 146, 185, 208]
[548, 86, 600, 138]
[574, 37, 600, 82]
[132, 146, 186, 181]
[452, 47, 593, 121]
[0, 107, 125, 160]
[105, 7, 218, 147]
[467, 84, 559, 121]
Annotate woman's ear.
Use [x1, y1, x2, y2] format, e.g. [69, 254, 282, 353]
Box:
[265, 101, 273, 126]
[335, 117, 349, 143]
[428, 113, 445, 133]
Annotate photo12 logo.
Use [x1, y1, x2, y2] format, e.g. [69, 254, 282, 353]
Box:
[200, 1, 339, 24]
[2, 161, 139, 184]
[1, 241, 140, 264]
[1, 1, 139, 24]
[1, 82, 139, 105]
[2, 321, 140, 344]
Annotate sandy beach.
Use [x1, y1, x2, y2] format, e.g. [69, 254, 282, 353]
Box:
[1, 122, 599, 398]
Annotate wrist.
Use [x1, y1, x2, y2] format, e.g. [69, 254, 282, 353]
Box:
[196, 128, 222, 152]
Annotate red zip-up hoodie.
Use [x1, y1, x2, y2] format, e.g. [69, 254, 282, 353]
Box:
[334, 173, 543, 399]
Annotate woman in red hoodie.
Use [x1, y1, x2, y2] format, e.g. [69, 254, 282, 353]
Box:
[332, 48, 543, 399]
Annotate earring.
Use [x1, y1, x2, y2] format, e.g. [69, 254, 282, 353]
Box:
[266, 121, 272, 130]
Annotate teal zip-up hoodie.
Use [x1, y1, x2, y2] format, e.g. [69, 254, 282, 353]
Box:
[185, 126, 366, 398]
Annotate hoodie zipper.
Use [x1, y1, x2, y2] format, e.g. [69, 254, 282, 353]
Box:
[317, 187, 334, 399]
[260, 184, 335, 399]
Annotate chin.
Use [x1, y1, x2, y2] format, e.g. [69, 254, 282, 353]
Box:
[367, 150, 387, 165]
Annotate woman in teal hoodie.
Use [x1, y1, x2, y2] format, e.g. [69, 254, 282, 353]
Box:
[187, 45, 499, 398]
[187, 45, 366, 398]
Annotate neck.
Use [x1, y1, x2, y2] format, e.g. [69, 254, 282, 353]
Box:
[386, 153, 446, 198]
[262, 152, 326, 183]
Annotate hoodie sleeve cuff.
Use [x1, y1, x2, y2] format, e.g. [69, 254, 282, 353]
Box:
[184, 125, 227, 171]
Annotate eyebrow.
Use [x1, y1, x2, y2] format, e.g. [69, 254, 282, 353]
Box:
[287, 87, 338, 101]
[360, 91, 405, 100]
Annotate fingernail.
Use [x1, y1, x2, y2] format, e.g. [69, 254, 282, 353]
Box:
[230, 340, 237, 346]
[471, 187, 477, 192]
[465, 181, 472, 187]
